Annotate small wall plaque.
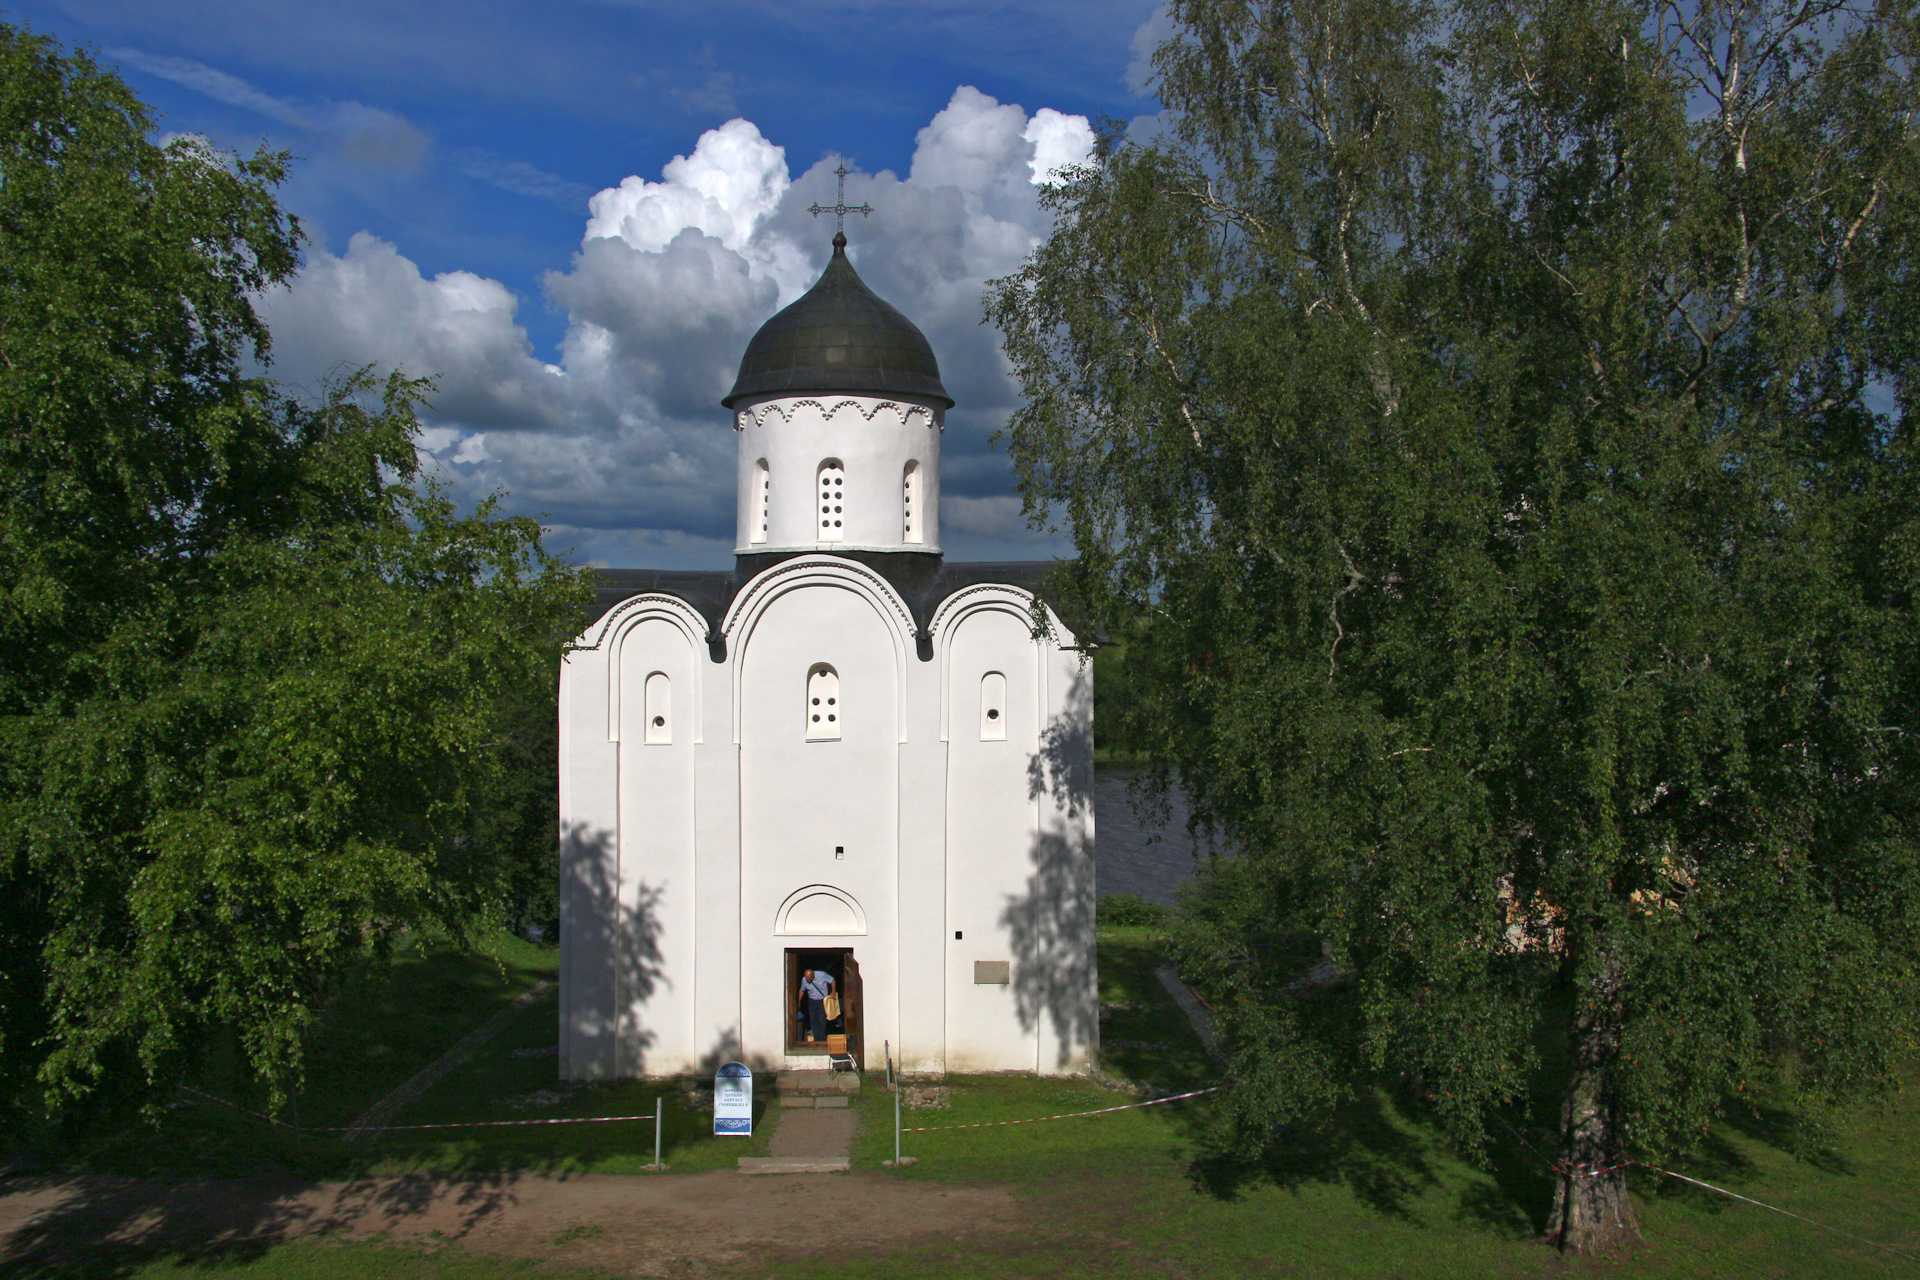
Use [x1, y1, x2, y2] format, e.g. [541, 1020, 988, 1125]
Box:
[973, 960, 1011, 985]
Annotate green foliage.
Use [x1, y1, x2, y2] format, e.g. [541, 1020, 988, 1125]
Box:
[0, 27, 588, 1133]
[1097, 892, 1174, 927]
[1090, 628, 1156, 760]
[990, 0, 1920, 1247]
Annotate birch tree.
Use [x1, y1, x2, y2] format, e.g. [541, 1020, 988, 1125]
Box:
[990, 0, 1920, 1253]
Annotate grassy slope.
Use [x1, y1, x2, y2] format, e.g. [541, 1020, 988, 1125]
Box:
[28, 926, 1920, 1279]
[825, 926, 1919, 1279]
[59, 929, 769, 1184]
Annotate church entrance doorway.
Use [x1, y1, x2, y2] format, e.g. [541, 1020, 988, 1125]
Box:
[784, 947, 864, 1069]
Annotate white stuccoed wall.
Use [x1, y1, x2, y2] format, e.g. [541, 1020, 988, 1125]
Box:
[935, 586, 1098, 1074]
[941, 596, 1045, 1070]
[730, 559, 905, 1068]
[558, 563, 1097, 1079]
[612, 613, 701, 1075]
[734, 395, 944, 553]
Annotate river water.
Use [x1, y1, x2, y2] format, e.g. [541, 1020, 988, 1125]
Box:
[1092, 764, 1224, 904]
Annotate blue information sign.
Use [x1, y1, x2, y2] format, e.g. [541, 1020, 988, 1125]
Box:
[714, 1062, 753, 1136]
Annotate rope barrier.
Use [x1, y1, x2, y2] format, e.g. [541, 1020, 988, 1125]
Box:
[1553, 1159, 1637, 1179]
[182, 1079, 1920, 1260]
[179, 1085, 653, 1135]
[901, 1085, 1217, 1132]
[1490, 1105, 1918, 1264]
[179, 1085, 293, 1129]
[1628, 1161, 1920, 1264]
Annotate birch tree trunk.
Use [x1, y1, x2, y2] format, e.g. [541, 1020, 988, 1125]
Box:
[1546, 948, 1641, 1254]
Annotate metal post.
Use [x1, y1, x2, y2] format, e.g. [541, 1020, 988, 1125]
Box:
[894, 1085, 901, 1165]
[652, 1096, 664, 1170]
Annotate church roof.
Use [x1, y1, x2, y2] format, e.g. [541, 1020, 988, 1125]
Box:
[722, 232, 953, 410]
[588, 556, 1065, 649]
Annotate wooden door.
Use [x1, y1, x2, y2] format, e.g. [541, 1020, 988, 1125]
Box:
[843, 954, 864, 1071]
[784, 950, 800, 1051]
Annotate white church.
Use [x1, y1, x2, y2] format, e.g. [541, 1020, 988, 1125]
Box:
[556, 226, 1097, 1080]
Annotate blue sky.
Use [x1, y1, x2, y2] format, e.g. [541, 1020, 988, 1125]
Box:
[11, 1, 1170, 566]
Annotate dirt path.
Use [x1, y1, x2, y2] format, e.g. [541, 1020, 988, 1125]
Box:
[0, 1167, 1024, 1277]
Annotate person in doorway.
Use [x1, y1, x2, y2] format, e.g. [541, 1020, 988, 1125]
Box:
[798, 967, 836, 1043]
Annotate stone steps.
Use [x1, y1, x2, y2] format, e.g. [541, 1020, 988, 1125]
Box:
[775, 1069, 860, 1098]
[739, 1100, 858, 1175]
[737, 1156, 851, 1175]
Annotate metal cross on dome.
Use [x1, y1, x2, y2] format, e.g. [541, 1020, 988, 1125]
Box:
[808, 163, 873, 236]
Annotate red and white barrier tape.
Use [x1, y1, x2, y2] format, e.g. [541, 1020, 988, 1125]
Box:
[1628, 1160, 1919, 1263]
[1552, 1159, 1636, 1179]
[901, 1085, 1217, 1132]
[1512, 1119, 1918, 1264]
[183, 1077, 1918, 1261]
[180, 1085, 653, 1135]
[179, 1086, 293, 1128]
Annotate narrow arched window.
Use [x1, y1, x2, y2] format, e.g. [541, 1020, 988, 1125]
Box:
[644, 671, 672, 744]
[980, 671, 1007, 740]
[806, 665, 841, 740]
[751, 458, 770, 545]
[902, 460, 922, 544]
[817, 459, 845, 541]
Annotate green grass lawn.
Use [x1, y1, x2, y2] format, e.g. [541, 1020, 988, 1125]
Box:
[328, 970, 772, 1178]
[54, 928, 767, 1184]
[833, 926, 1920, 1279]
[18, 925, 1920, 1279]
[128, 1243, 618, 1280]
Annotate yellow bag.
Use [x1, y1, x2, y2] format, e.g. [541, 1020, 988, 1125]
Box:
[823, 992, 842, 1021]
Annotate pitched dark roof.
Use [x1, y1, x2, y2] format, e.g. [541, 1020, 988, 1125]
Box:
[587, 554, 1069, 658]
[721, 232, 952, 409]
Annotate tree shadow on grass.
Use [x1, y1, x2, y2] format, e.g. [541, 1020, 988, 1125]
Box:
[1453, 1126, 1554, 1238]
[1183, 1087, 1445, 1222]
[1715, 1095, 1856, 1178]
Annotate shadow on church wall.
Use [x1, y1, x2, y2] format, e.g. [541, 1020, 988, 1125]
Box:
[559, 819, 664, 1078]
[1001, 829, 1098, 1069]
[1027, 664, 1094, 821]
[1004, 665, 1097, 1069]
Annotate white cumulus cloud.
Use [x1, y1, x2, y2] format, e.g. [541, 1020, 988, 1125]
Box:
[585, 118, 787, 255]
[1026, 109, 1099, 184]
[1126, 4, 1180, 94]
[257, 87, 1095, 566]
[261, 232, 563, 431]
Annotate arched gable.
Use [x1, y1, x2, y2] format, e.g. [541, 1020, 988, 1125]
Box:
[723, 554, 914, 745]
[929, 583, 1071, 743]
[589, 594, 708, 745]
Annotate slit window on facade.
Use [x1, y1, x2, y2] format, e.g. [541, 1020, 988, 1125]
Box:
[806, 664, 841, 740]
[751, 458, 770, 545]
[902, 460, 922, 544]
[980, 671, 1007, 740]
[644, 671, 672, 744]
[817, 459, 845, 541]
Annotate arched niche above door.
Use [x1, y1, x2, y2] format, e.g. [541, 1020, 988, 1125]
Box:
[775, 884, 867, 936]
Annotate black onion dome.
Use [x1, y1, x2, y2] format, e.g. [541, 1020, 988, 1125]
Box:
[722, 232, 952, 409]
